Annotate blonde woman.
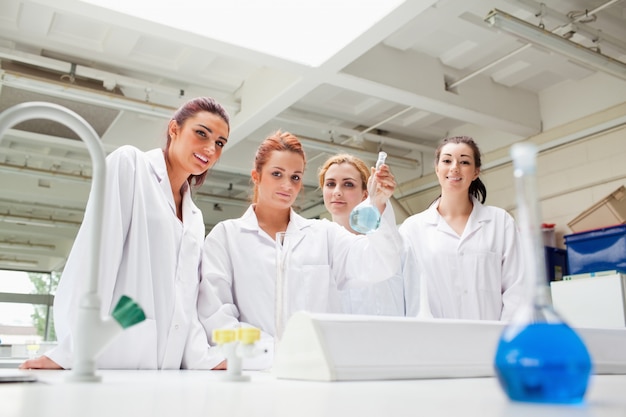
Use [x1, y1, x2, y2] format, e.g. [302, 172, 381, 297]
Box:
[318, 153, 404, 316]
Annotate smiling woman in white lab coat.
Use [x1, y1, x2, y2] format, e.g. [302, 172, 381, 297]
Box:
[400, 136, 526, 321]
[198, 131, 403, 366]
[20, 97, 230, 370]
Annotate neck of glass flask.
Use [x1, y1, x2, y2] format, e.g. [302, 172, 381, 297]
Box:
[514, 163, 551, 308]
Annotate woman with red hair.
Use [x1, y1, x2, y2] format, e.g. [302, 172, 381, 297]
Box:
[198, 131, 403, 368]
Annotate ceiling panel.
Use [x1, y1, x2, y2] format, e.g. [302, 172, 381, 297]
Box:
[1, 0, 625, 271]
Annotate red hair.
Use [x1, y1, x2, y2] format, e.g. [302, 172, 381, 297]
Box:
[252, 130, 306, 203]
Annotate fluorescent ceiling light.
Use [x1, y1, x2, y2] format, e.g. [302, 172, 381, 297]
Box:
[298, 135, 420, 170]
[0, 257, 38, 267]
[485, 9, 626, 81]
[0, 214, 79, 229]
[0, 241, 56, 252]
[79, 0, 405, 67]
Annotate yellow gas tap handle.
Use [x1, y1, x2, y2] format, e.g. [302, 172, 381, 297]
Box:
[237, 327, 261, 345]
[213, 328, 237, 345]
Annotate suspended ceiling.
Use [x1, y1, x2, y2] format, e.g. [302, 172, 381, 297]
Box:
[0, 0, 625, 272]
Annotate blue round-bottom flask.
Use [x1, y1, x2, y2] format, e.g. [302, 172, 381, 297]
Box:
[494, 321, 592, 404]
[349, 204, 381, 234]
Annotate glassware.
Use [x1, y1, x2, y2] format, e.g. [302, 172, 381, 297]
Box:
[349, 151, 387, 234]
[494, 142, 592, 404]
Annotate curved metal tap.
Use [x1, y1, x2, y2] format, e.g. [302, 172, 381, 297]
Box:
[0, 102, 105, 295]
[0, 102, 143, 382]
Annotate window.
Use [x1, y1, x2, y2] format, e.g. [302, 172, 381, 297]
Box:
[0, 269, 58, 358]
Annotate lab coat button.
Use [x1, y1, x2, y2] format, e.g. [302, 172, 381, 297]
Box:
[174, 324, 180, 330]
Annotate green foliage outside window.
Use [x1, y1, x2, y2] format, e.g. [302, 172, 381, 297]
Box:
[28, 272, 60, 341]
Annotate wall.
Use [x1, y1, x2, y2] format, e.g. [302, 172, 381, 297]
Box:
[396, 101, 626, 248]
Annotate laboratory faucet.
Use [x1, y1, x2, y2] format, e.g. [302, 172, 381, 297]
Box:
[0, 102, 145, 382]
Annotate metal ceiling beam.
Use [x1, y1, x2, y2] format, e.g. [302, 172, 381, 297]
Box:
[0, 70, 175, 119]
[510, 0, 626, 54]
[274, 113, 436, 153]
[297, 135, 420, 170]
[485, 9, 626, 81]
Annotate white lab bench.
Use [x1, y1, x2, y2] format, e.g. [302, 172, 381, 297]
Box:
[1, 370, 625, 417]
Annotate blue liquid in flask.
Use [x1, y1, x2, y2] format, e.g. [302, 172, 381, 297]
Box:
[349, 151, 387, 234]
[495, 142, 592, 404]
[495, 320, 592, 403]
[349, 205, 381, 234]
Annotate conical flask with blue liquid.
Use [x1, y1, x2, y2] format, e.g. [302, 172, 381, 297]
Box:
[494, 142, 592, 404]
[349, 151, 387, 234]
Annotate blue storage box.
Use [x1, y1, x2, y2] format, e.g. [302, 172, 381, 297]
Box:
[544, 246, 567, 282]
[564, 224, 626, 275]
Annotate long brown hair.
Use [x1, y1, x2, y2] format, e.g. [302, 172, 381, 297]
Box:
[164, 97, 230, 188]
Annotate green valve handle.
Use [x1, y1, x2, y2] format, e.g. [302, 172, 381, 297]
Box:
[112, 295, 146, 329]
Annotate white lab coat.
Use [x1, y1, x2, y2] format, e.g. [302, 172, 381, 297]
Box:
[47, 146, 223, 370]
[198, 203, 403, 356]
[340, 276, 405, 316]
[400, 197, 526, 321]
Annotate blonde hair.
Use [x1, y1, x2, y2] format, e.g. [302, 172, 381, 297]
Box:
[317, 153, 369, 191]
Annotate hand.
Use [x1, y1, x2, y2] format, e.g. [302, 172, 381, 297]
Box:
[212, 359, 227, 370]
[19, 355, 62, 370]
[369, 164, 396, 212]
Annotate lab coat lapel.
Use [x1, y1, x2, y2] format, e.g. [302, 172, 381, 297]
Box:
[159, 176, 177, 216]
[239, 205, 260, 232]
[238, 206, 307, 248]
[238, 205, 276, 242]
[146, 149, 177, 216]
[428, 199, 460, 238]
[284, 209, 309, 251]
[180, 183, 199, 230]
[460, 197, 490, 242]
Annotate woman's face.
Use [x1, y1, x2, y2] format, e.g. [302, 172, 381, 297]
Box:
[435, 142, 479, 194]
[168, 111, 229, 176]
[323, 162, 367, 218]
[253, 150, 304, 210]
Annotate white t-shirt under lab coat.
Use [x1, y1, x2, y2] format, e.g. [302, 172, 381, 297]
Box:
[198, 204, 403, 348]
[46, 146, 223, 370]
[400, 197, 526, 321]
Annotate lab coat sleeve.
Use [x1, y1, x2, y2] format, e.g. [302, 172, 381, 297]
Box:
[181, 311, 226, 370]
[399, 222, 421, 317]
[198, 224, 274, 370]
[333, 202, 403, 290]
[499, 213, 527, 321]
[46, 147, 136, 368]
[198, 223, 240, 335]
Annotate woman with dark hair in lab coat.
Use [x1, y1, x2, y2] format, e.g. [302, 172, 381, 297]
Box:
[400, 136, 526, 321]
[198, 131, 403, 368]
[317, 153, 404, 316]
[20, 97, 230, 370]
